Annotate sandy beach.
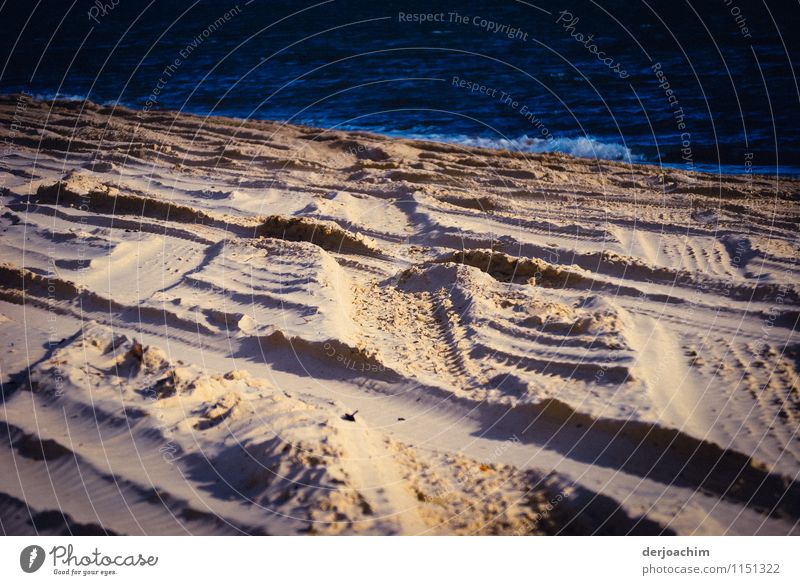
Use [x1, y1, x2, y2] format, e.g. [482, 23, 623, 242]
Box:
[0, 95, 798, 535]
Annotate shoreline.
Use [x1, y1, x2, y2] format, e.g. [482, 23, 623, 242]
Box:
[4, 93, 796, 180]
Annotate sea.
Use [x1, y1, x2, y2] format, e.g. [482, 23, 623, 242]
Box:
[2, 0, 798, 176]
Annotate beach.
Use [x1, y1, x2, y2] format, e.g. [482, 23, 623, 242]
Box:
[0, 95, 798, 535]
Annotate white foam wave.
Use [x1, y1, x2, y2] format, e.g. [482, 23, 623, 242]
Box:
[30, 92, 92, 103]
[416, 133, 638, 162]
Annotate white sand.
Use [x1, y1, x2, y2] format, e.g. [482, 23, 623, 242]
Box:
[0, 95, 798, 535]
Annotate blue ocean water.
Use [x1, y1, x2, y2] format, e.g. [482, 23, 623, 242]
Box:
[1, 0, 798, 175]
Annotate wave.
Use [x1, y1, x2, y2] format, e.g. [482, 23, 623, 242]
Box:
[29, 92, 95, 103]
[410, 133, 639, 162]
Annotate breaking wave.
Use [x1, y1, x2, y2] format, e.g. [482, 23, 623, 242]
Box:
[416, 134, 639, 162]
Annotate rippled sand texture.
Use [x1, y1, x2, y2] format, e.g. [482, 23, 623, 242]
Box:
[1, 96, 798, 535]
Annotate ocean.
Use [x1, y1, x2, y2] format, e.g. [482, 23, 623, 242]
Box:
[2, 0, 798, 175]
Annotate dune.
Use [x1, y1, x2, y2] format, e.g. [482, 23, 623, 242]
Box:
[0, 95, 798, 535]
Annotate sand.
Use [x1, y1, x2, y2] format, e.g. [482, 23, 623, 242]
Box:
[0, 94, 798, 535]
